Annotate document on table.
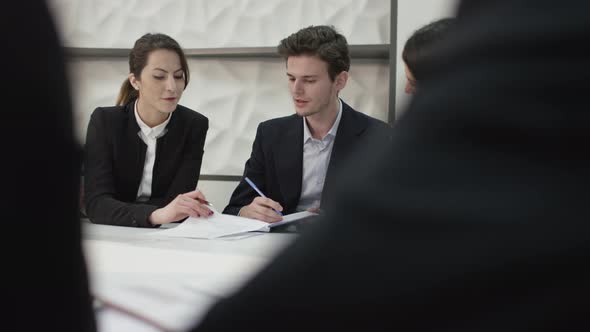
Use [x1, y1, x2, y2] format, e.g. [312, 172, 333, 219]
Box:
[151, 207, 318, 239]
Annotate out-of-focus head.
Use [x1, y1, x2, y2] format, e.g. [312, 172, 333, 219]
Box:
[402, 18, 455, 94]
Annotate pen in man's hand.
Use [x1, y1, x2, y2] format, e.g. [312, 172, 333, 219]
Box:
[244, 177, 283, 216]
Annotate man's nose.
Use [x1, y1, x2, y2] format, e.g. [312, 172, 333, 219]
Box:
[293, 79, 304, 94]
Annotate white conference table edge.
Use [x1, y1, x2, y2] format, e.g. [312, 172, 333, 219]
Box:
[81, 219, 298, 332]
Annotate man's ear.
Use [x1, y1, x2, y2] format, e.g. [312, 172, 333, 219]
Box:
[128, 73, 139, 90]
[335, 71, 349, 91]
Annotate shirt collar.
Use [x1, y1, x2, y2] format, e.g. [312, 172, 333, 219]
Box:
[134, 100, 171, 139]
[303, 98, 343, 143]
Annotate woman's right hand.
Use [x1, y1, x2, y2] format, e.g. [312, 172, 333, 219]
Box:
[148, 189, 213, 225]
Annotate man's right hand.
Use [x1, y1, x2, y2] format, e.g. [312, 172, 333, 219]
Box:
[239, 196, 283, 223]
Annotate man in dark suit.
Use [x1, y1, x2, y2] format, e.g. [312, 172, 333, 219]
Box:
[3, 1, 96, 331]
[193, 0, 590, 330]
[223, 25, 391, 222]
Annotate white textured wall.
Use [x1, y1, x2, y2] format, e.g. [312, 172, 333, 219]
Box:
[49, 0, 391, 208]
[49, 0, 390, 47]
[395, 0, 459, 117]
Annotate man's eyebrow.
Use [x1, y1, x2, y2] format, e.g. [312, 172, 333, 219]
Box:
[286, 73, 319, 78]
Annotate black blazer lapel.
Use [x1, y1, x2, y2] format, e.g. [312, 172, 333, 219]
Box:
[274, 115, 304, 212]
[152, 110, 176, 193]
[122, 102, 146, 200]
[322, 102, 368, 206]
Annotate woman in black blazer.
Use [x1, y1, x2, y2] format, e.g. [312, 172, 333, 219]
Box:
[84, 33, 212, 227]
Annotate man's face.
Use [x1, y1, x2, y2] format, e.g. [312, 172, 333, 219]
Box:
[286, 55, 344, 117]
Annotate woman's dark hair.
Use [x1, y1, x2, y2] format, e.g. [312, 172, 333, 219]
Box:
[402, 18, 454, 82]
[116, 33, 190, 106]
[277, 25, 350, 81]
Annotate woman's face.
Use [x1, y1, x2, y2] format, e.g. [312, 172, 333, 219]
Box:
[404, 62, 417, 94]
[131, 49, 185, 116]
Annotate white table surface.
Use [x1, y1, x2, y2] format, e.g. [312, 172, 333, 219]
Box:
[82, 220, 297, 332]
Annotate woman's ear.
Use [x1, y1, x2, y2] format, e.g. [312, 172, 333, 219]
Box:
[128, 73, 139, 90]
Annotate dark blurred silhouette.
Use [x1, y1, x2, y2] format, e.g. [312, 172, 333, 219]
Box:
[2, 1, 95, 331]
[192, 0, 590, 330]
[402, 17, 454, 94]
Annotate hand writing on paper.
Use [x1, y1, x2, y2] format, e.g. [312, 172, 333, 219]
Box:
[239, 196, 283, 223]
[149, 189, 213, 225]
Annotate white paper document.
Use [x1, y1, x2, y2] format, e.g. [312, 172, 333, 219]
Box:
[152, 208, 318, 239]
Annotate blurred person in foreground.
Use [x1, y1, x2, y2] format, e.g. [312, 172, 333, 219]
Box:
[192, 0, 590, 330]
[2, 0, 95, 331]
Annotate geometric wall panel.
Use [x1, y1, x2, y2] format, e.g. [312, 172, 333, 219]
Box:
[49, 0, 390, 48]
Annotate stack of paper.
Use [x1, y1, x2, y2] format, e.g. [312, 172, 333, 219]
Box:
[152, 207, 318, 240]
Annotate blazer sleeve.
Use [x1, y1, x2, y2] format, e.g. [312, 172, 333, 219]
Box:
[146, 116, 209, 207]
[83, 109, 159, 228]
[223, 123, 267, 215]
